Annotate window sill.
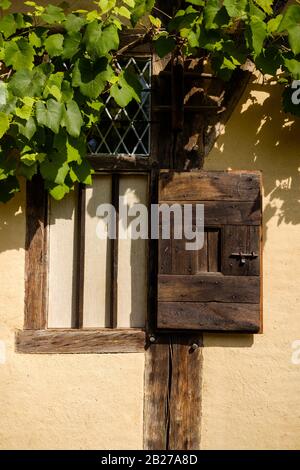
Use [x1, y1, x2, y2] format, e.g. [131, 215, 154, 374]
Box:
[15, 329, 146, 354]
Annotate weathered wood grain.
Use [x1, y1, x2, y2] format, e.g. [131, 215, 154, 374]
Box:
[158, 274, 260, 303]
[221, 225, 260, 276]
[88, 155, 157, 172]
[143, 338, 170, 450]
[168, 334, 202, 450]
[158, 201, 261, 225]
[207, 229, 219, 272]
[157, 302, 260, 332]
[159, 171, 261, 202]
[24, 176, 47, 330]
[16, 329, 145, 354]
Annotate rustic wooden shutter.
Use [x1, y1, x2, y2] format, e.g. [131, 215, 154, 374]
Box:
[157, 170, 262, 333]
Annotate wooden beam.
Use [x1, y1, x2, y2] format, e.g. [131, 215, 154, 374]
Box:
[143, 338, 170, 450]
[76, 185, 86, 328]
[168, 334, 202, 450]
[88, 155, 158, 172]
[143, 335, 203, 450]
[110, 174, 119, 328]
[16, 329, 146, 354]
[24, 175, 48, 330]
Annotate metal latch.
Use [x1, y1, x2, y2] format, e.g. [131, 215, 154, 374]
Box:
[230, 251, 258, 265]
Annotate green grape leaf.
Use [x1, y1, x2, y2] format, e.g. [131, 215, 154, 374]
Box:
[255, 47, 282, 75]
[54, 131, 85, 163]
[267, 15, 283, 34]
[278, 5, 300, 55]
[211, 54, 237, 80]
[18, 161, 37, 180]
[44, 33, 64, 57]
[131, 0, 155, 26]
[223, 0, 247, 17]
[186, 0, 204, 5]
[41, 5, 65, 24]
[246, 17, 267, 57]
[110, 69, 142, 107]
[0, 111, 10, 137]
[63, 100, 83, 137]
[64, 13, 85, 33]
[154, 36, 176, 58]
[84, 21, 119, 58]
[0, 0, 12, 10]
[70, 158, 92, 185]
[284, 58, 300, 80]
[28, 31, 42, 48]
[72, 57, 113, 98]
[36, 99, 64, 134]
[4, 38, 35, 70]
[62, 32, 81, 59]
[40, 159, 69, 185]
[8, 67, 47, 98]
[0, 14, 16, 39]
[247, 0, 266, 20]
[47, 182, 70, 200]
[254, 0, 273, 15]
[204, 0, 225, 29]
[16, 116, 37, 140]
[15, 96, 35, 120]
[43, 72, 64, 101]
[0, 175, 19, 203]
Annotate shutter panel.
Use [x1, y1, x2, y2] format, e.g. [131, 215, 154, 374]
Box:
[157, 170, 262, 333]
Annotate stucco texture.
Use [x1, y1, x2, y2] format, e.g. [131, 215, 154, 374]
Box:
[202, 74, 300, 449]
[1, 1, 300, 447]
[0, 188, 144, 450]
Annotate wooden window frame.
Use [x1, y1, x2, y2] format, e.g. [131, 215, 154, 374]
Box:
[16, 45, 157, 354]
[16, 157, 158, 354]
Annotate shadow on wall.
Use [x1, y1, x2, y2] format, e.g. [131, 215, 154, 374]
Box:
[206, 74, 300, 246]
[0, 180, 25, 254]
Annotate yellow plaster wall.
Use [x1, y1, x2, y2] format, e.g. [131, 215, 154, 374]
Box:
[0, 3, 144, 450]
[0, 186, 144, 450]
[202, 74, 300, 449]
[1, 1, 300, 450]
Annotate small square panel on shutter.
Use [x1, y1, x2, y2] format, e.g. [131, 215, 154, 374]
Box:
[157, 170, 262, 333]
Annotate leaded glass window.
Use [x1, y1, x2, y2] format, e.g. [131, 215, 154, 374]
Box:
[88, 57, 151, 157]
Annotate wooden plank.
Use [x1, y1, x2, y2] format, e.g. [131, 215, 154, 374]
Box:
[207, 229, 220, 272]
[158, 274, 260, 303]
[117, 175, 148, 328]
[171, 236, 198, 275]
[197, 231, 208, 272]
[159, 170, 261, 202]
[168, 334, 202, 450]
[172, 53, 184, 131]
[159, 237, 172, 274]
[16, 329, 146, 354]
[221, 225, 260, 276]
[24, 176, 47, 330]
[148, 169, 159, 332]
[158, 201, 261, 225]
[157, 302, 260, 332]
[76, 185, 85, 328]
[48, 191, 77, 328]
[88, 155, 157, 172]
[111, 174, 119, 328]
[143, 338, 170, 450]
[83, 176, 112, 327]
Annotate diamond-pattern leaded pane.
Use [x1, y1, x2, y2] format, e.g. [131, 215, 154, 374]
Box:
[88, 58, 151, 157]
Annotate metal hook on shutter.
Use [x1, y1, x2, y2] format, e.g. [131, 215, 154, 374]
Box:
[230, 251, 258, 265]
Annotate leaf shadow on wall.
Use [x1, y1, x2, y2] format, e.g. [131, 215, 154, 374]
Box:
[0, 180, 25, 253]
[205, 75, 300, 247]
